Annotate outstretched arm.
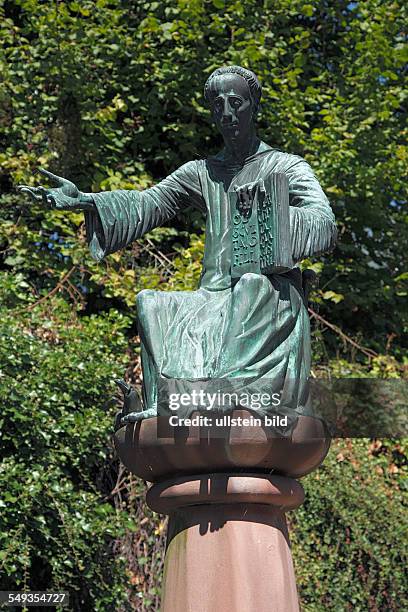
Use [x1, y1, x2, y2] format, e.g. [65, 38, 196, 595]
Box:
[18, 162, 205, 261]
[84, 161, 204, 261]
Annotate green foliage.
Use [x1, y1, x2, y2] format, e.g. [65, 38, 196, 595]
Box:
[292, 439, 407, 611]
[0, 274, 132, 610]
[0, 1, 406, 610]
[163, 233, 205, 291]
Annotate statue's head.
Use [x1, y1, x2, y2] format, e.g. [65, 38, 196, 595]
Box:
[204, 66, 262, 143]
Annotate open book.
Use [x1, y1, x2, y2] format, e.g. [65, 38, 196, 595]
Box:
[230, 172, 293, 278]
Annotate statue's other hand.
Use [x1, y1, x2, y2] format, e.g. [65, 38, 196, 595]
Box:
[235, 180, 265, 206]
[18, 168, 93, 211]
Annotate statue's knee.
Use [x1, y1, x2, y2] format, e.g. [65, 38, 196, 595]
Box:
[238, 272, 270, 295]
[136, 289, 156, 316]
[240, 272, 262, 285]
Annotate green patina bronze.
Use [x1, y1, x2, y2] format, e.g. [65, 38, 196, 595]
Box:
[18, 66, 337, 426]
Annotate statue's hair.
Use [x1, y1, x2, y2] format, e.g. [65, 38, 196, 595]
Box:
[204, 65, 262, 112]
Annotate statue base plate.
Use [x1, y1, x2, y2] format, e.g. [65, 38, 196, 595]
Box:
[114, 410, 330, 481]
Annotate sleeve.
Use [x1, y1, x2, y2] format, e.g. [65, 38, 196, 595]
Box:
[84, 160, 204, 261]
[284, 155, 337, 262]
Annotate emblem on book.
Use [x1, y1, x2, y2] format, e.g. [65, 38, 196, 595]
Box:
[230, 173, 293, 278]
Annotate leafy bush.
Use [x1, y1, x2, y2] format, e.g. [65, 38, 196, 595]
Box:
[292, 439, 407, 611]
[0, 277, 132, 610]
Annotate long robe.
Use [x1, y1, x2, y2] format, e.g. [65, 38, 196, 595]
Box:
[85, 142, 337, 422]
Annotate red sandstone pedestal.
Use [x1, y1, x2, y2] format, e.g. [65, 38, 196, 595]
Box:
[114, 411, 330, 611]
[148, 473, 304, 612]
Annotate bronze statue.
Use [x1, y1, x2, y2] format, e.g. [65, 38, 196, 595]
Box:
[19, 65, 337, 427]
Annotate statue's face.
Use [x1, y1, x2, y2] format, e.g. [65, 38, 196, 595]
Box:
[209, 74, 254, 142]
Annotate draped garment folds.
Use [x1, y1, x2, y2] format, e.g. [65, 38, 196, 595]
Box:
[85, 143, 337, 424]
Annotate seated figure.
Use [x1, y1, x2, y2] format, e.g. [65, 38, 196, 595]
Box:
[19, 66, 337, 428]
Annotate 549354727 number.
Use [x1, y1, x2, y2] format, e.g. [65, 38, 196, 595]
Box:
[0, 592, 69, 607]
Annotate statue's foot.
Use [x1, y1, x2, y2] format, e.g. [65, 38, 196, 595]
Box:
[121, 408, 156, 424]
